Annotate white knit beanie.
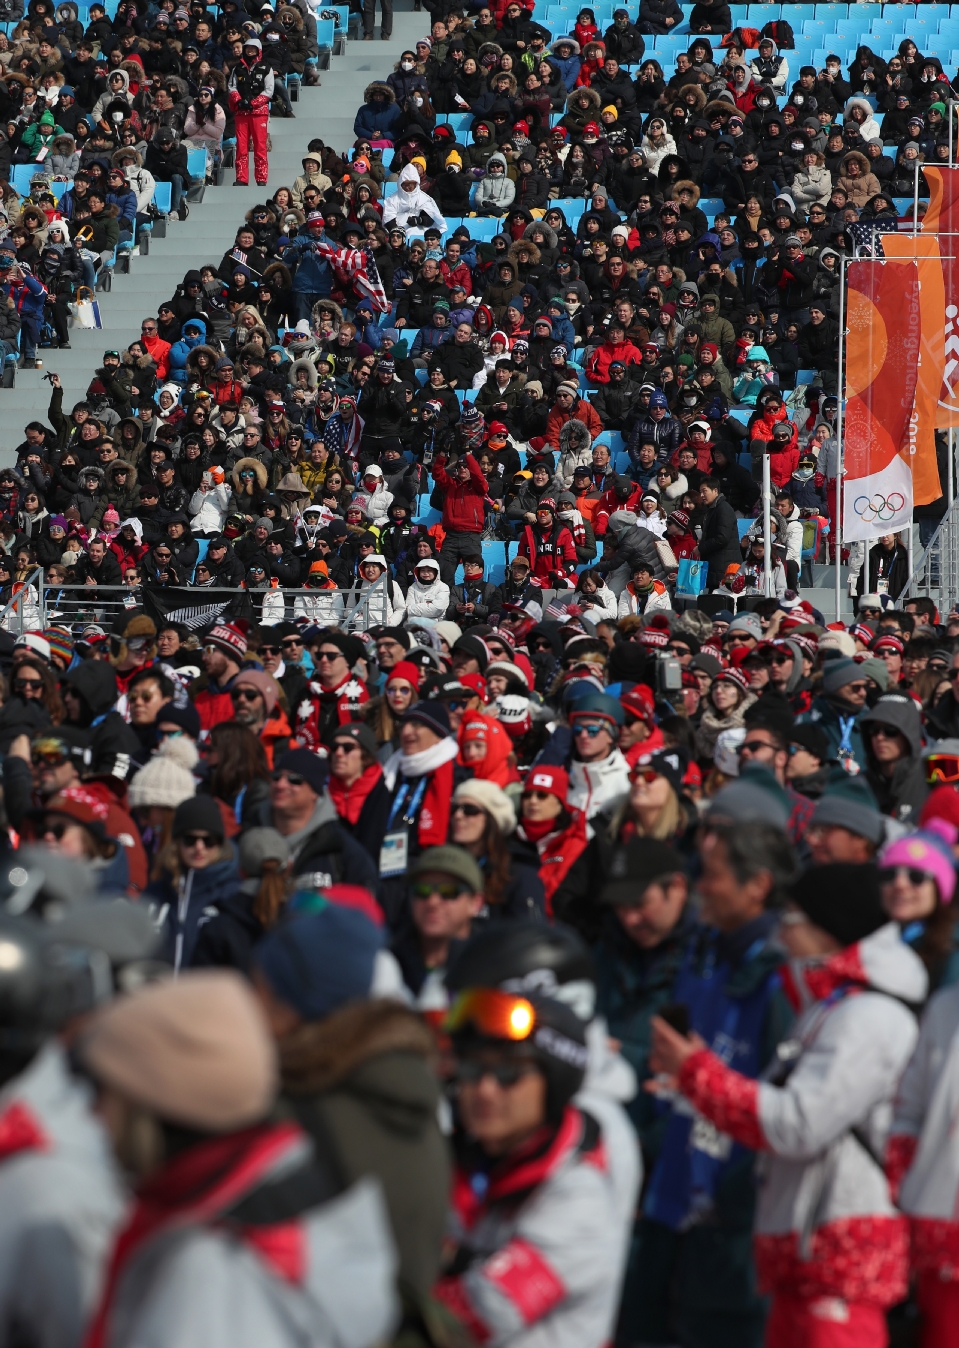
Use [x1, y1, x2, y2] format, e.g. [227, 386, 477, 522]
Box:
[452, 778, 517, 835]
[128, 737, 198, 811]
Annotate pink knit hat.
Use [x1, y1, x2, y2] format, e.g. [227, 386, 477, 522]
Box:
[879, 818, 958, 904]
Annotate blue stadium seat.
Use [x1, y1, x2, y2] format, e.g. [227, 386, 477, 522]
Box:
[152, 181, 172, 214]
[315, 18, 335, 48]
[186, 147, 207, 181]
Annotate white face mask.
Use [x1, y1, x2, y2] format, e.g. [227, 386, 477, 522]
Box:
[558, 509, 574, 520]
[401, 59, 414, 70]
[794, 467, 814, 481]
[413, 94, 423, 105]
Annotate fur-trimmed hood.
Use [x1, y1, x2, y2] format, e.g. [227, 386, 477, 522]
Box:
[121, 349, 156, 371]
[112, 147, 142, 168]
[231, 457, 269, 491]
[278, 996, 438, 1098]
[291, 356, 318, 390]
[509, 238, 540, 265]
[107, 457, 138, 488]
[559, 417, 593, 456]
[674, 177, 701, 205]
[51, 133, 75, 154]
[566, 86, 601, 112]
[477, 41, 505, 63]
[185, 343, 221, 374]
[840, 149, 870, 175]
[311, 297, 344, 330]
[672, 83, 706, 113]
[363, 80, 396, 106]
[263, 260, 292, 290]
[276, 3, 303, 31]
[524, 220, 558, 249]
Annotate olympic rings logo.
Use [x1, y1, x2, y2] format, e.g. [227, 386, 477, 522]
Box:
[853, 493, 906, 522]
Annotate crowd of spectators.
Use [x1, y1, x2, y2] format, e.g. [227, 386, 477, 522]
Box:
[2, 3, 959, 1348]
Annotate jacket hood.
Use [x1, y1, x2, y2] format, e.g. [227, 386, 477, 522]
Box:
[840, 149, 870, 174]
[291, 357, 318, 389]
[509, 238, 540, 264]
[108, 457, 139, 488]
[524, 220, 558, 249]
[860, 691, 923, 759]
[63, 659, 118, 717]
[844, 95, 876, 123]
[364, 80, 396, 105]
[486, 152, 509, 174]
[231, 457, 269, 491]
[674, 177, 701, 204]
[559, 417, 592, 455]
[566, 86, 601, 112]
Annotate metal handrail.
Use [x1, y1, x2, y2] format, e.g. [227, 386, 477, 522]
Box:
[0, 568, 45, 636]
[903, 498, 959, 611]
[42, 573, 391, 633]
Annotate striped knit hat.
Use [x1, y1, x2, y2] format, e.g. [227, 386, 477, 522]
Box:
[43, 627, 74, 668]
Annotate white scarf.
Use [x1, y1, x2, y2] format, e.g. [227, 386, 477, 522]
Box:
[383, 735, 458, 790]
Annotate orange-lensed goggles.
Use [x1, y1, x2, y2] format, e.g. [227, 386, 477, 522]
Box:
[925, 754, 959, 785]
[444, 988, 536, 1041]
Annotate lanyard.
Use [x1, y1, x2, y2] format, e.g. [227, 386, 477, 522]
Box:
[838, 715, 856, 756]
[387, 775, 428, 830]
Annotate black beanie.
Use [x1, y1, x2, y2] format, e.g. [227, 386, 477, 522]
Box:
[790, 864, 887, 948]
[172, 795, 225, 842]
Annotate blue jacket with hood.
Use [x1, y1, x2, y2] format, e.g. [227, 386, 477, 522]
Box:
[168, 316, 208, 383]
[282, 225, 333, 296]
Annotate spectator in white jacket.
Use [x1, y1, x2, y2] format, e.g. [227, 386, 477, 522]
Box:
[189, 475, 233, 536]
[617, 561, 673, 617]
[405, 557, 451, 619]
[293, 564, 346, 625]
[575, 568, 618, 621]
[351, 465, 394, 528]
[650, 862, 925, 1348]
[349, 555, 407, 631]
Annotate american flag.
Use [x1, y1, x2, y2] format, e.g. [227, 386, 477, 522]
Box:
[846, 222, 886, 258]
[310, 239, 389, 313]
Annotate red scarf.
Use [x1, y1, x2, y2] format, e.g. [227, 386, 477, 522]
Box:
[84, 1122, 304, 1348]
[418, 757, 455, 847]
[327, 761, 383, 826]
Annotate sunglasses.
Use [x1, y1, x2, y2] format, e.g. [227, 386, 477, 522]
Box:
[14, 679, 43, 691]
[316, 650, 344, 662]
[739, 739, 774, 754]
[411, 880, 470, 901]
[42, 819, 71, 840]
[181, 832, 217, 848]
[259, 645, 280, 656]
[332, 741, 360, 754]
[878, 866, 935, 887]
[452, 802, 484, 818]
[272, 770, 306, 786]
[454, 1058, 538, 1088]
[572, 722, 608, 737]
[231, 688, 261, 702]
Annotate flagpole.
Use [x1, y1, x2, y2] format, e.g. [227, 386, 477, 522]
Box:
[836, 253, 846, 624]
[915, 161, 920, 237]
[763, 453, 772, 597]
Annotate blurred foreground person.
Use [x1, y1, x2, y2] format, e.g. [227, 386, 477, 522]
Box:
[78, 970, 398, 1348]
[436, 923, 640, 1348]
[0, 912, 126, 1348]
[650, 864, 926, 1348]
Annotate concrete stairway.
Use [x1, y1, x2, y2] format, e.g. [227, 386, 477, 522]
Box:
[0, 0, 426, 465]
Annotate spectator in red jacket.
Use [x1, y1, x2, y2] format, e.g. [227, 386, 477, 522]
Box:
[750, 407, 799, 488]
[138, 317, 171, 379]
[533, 382, 605, 452]
[594, 473, 643, 537]
[517, 497, 578, 588]
[192, 619, 248, 733]
[433, 451, 489, 583]
[585, 322, 643, 384]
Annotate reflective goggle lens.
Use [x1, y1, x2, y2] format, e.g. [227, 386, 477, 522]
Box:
[925, 755, 959, 785]
[444, 988, 536, 1041]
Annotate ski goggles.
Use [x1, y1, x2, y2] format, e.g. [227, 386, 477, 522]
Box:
[444, 988, 535, 1041]
[925, 754, 959, 785]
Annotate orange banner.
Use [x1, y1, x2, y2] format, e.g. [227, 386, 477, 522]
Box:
[842, 257, 921, 541]
[919, 165, 959, 429]
[882, 233, 947, 504]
